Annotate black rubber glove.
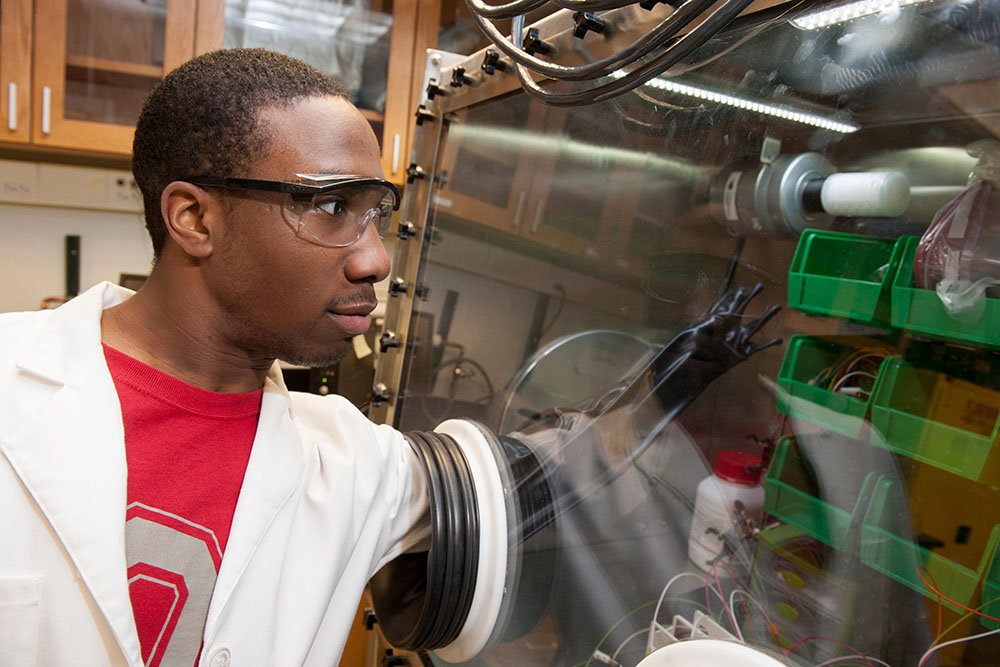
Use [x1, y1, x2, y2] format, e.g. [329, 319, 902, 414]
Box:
[648, 282, 782, 419]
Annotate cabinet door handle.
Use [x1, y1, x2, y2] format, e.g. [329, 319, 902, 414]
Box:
[531, 197, 546, 233]
[391, 133, 401, 175]
[42, 86, 52, 135]
[7, 83, 15, 131]
[512, 191, 526, 228]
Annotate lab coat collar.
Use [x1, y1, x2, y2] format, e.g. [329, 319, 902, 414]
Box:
[14, 281, 133, 385]
[4, 282, 306, 664]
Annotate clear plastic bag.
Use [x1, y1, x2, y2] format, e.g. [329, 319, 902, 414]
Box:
[914, 139, 1000, 322]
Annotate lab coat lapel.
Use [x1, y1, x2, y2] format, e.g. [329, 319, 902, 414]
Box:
[1, 284, 142, 665]
[203, 367, 305, 641]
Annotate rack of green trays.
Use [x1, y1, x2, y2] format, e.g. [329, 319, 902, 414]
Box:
[985, 549, 1000, 630]
[777, 335, 896, 438]
[764, 436, 877, 552]
[869, 357, 1000, 485]
[860, 476, 1000, 614]
[892, 235, 1000, 349]
[788, 230, 905, 328]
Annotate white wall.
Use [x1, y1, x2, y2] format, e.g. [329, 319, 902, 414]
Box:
[0, 202, 154, 313]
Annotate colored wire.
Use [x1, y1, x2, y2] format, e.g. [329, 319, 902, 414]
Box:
[652, 571, 725, 631]
[830, 371, 879, 395]
[779, 636, 875, 666]
[611, 629, 650, 661]
[917, 627, 1000, 667]
[649, 572, 725, 655]
[809, 349, 886, 398]
[717, 559, 753, 595]
[935, 596, 1000, 643]
[712, 560, 742, 641]
[584, 601, 657, 667]
[730, 589, 778, 645]
[815, 658, 892, 667]
[705, 569, 715, 617]
[916, 566, 1000, 623]
[644, 597, 713, 655]
[918, 566, 944, 639]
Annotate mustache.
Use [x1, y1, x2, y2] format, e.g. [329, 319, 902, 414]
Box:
[327, 285, 378, 310]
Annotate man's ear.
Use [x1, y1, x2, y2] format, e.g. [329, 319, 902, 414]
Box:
[160, 181, 223, 258]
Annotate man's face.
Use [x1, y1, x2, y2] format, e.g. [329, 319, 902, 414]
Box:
[205, 95, 392, 368]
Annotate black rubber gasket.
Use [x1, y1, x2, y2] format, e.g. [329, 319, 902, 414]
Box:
[435, 432, 480, 646]
[370, 430, 482, 651]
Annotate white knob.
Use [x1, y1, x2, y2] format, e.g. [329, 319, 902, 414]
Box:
[821, 171, 910, 218]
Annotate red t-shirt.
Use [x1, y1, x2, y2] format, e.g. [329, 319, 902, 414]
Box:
[103, 345, 262, 667]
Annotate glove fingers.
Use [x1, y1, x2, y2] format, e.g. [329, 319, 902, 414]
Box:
[744, 303, 781, 337]
[749, 337, 783, 354]
[733, 282, 764, 315]
[711, 284, 746, 316]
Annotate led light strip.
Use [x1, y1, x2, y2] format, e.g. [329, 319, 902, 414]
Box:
[641, 77, 860, 133]
[790, 0, 929, 30]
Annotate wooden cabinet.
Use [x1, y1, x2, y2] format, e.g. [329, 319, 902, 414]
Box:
[1, 0, 444, 173]
[1, 0, 32, 144]
[28, 0, 197, 154]
[193, 0, 439, 186]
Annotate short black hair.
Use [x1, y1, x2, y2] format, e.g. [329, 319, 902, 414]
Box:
[132, 48, 348, 258]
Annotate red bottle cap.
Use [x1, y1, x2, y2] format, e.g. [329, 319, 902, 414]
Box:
[714, 450, 763, 486]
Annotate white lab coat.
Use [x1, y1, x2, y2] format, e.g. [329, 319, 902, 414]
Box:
[0, 282, 429, 667]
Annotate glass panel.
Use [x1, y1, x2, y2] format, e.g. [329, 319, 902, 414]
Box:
[63, 0, 166, 125]
[223, 0, 393, 113]
[395, 0, 1000, 664]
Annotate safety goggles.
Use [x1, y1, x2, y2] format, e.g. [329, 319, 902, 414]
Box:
[187, 174, 401, 248]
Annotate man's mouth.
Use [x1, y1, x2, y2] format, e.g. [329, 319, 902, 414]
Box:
[326, 302, 377, 335]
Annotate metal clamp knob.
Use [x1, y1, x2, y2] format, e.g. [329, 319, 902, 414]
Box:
[450, 66, 474, 88]
[389, 278, 409, 297]
[572, 12, 607, 38]
[415, 104, 436, 126]
[398, 221, 417, 240]
[522, 28, 552, 56]
[406, 164, 426, 183]
[379, 331, 401, 352]
[371, 382, 393, 407]
[425, 79, 446, 100]
[481, 49, 507, 75]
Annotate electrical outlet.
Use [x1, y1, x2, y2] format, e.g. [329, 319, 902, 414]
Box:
[106, 170, 142, 212]
[37, 164, 106, 209]
[0, 158, 37, 203]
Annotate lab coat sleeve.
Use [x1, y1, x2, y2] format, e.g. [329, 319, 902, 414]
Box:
[370, 422, 431, 574]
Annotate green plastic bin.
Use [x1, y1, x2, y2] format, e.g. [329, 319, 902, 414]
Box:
[860, 477, 1000, 614]
[788, 230, 904, 327]
[777, 335, 894, 437]
[764, 436, 875, 552]
[869, 358, 1000, 483]
[985, 550, 1000, 630]
[891, 235, 1000, 349]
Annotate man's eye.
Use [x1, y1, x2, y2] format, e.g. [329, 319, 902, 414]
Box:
[315, 198, 346, 215]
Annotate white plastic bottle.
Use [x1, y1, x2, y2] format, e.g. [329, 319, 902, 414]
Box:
[687, 450, 765, 572]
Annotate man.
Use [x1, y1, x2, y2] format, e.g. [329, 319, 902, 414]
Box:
[0, 49, 428, 666]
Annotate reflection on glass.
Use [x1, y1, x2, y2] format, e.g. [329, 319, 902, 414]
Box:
[64, 0, 165, 125]
[398, 0, 1000, 664]
[223, 0, 393, 112]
